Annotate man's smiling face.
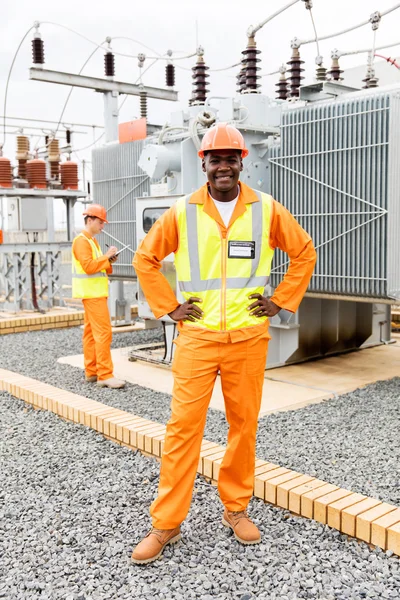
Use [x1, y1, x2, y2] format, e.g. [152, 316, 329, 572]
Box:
[202, 149, 243, 200]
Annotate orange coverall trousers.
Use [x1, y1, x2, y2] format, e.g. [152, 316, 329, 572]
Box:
[150, 330, 270, 529]
[82, 297, 113, 381]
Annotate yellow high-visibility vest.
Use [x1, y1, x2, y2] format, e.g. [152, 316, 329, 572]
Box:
[72, 233, 109, 299]
[174, 190, 274, 331]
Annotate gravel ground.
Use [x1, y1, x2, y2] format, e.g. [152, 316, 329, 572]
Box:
[1, 392, 400, 600]
[0, 327, 399, 506]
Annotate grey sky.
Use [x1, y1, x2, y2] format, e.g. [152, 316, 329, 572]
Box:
[1, 0, 400, 176]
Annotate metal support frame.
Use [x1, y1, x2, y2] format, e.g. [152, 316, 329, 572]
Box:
[0, 243, 68, 312]
[29, 64, 178, 324]
[29, 68, 178, 102]
[108, 280, 131, 325]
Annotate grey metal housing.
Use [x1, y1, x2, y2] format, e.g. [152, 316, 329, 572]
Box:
[269, 86, 400, 300]
[92, 141, 150, 279]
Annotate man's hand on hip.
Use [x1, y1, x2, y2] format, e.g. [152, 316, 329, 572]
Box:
[168, 297, 203, 322]
[247, 294, 281, 318]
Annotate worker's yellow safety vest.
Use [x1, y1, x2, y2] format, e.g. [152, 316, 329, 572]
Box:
[71, 233, 109, 299]
[174, 190, 275, 331]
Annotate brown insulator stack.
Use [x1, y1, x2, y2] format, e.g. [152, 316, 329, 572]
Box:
[16, 135, 30, 179]
[191, 55, 209, 105]
[139, 90, 148, 120]
[276, 66, 289, 100]
[241, 37, 261, 93]
[48, 138, 60, 180]
[166, 63, 175, 87]
[328, 57, 343, 81]
[27, 159, 47, 189]
[60, 161, 78, 190]
[236, 65, 246, 94]
[287, 46, 304, 98]
[104, 52, 115, 77]
[32, 35, 45, 64]
[0, 157, 13, 188]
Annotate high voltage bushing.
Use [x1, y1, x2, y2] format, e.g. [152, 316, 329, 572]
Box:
[48, 139, 60, 180]
[363, 72, 379, 89]
[328, 51, 343, 81]
[166, 63, 175, 87]
[0, 157, 13, 188]
[241, 37, 261, 93]
[139, 90, 148, 119]
[16, 135, 30, 180]
[236, 66, 246, 94]
[60, 161, 78, 190]
[104, 52, 115, 77]
[287, 43, 304, 98]
[32, 35, 45, 65]
[315, 56, 327, 82]
[191, 54, 209, 105]
[27, 159, 47, 189]
[315, 65, 328, 81]
[275, 65, 289, 100]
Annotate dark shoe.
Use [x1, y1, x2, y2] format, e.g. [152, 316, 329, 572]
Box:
[222, 509, 261, 545]
[131, 527, 181, 564]
[85, 375, 97, 383]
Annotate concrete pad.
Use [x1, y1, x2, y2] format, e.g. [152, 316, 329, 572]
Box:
[58, 347, 332, 416]
[58, 339, 400, 416]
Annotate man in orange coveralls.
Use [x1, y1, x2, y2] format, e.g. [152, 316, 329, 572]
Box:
[131, 123, 316, 564]
[72, 204, 125, 389]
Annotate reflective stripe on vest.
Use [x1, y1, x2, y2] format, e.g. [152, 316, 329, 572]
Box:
[72, 233, 109, 299]
[174, 190, 274, 331]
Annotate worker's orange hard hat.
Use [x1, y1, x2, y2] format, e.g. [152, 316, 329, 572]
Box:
[198, 122, 249, 158]
[82, 204, 108, 223]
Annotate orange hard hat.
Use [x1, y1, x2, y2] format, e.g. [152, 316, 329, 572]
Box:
[82, 204, 108, 223]
[198, 122, 249, 158]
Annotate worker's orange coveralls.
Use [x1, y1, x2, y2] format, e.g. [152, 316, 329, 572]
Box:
[72, 231, 114, 381]
[133, 183, 317, 528]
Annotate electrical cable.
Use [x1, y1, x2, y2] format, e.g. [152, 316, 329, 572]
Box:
[111, 38, 196, 61]
[106, 35, 162, 57]
[2, 25, 36, 147]
[247, 0, 301, 36]
[308, 7, 320, 57]
[0, 115, 103, 129]
[300, 2, 400, 46]
[52, 42, 106, 142]
[210, 62, 242, 72]
[119, 58, 159, 111]
[374, 54, 400, 68]
[339, 40, 400, 57]
[40, 23, 195, 61]
[72, 131, 105, 153]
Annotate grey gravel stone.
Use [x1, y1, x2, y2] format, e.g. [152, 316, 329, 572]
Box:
[1, 327, 400, 600]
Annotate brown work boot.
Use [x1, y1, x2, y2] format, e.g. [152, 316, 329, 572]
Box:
[97, 377, 125, 389]
[85, 375, 97, 383]
[131, 527, 181, 564]
[222, 509, 261, 545]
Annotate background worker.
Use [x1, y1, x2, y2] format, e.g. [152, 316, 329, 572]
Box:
[72, 204, 125, 389]
[131, 122, 317, 564]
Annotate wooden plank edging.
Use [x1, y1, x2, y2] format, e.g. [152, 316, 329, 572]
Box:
[1, 367, 399, 556]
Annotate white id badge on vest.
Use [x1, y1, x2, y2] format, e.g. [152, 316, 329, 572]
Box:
[228, 241, 256, 259]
